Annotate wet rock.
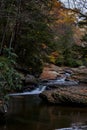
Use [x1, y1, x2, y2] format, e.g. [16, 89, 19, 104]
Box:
[71, 67, 87, 84]
[23, 84, 37, 92]
[24, 74, 37, 85]
[71, 67, 87, 75]
[39, 85, 87, 105]
[40, 79, 50, 83]
[46, 80, 79, 90]
[39, 64, 87, 105]
[64, 69, 73, 75]
[40, 77, 78, 90]
[41, 64, 87, 84]
[20, 74, 38, 92]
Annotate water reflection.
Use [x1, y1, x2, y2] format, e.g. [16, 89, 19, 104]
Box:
[0, 95, 87, 130]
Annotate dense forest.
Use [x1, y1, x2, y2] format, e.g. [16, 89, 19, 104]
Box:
[0, 0, 87, 102]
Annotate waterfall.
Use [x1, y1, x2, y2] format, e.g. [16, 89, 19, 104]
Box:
[9, 72, 78, 96]
[9, 85, 46, 96]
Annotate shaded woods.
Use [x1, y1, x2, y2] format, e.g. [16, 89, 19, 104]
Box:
[0, 0, 87, 72]
[0, 0, 87, 112]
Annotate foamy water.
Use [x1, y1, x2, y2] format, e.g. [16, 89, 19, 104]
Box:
[9, 86, 46, 96]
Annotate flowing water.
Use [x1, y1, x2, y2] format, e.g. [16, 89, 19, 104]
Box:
[9, 85, 46, 96]
[0, 78, 87, 130]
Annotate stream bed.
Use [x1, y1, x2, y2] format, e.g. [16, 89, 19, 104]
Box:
[0, 95, 87, 130]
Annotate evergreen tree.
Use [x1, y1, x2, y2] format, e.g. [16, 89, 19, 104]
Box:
[0, 0, 55, 75]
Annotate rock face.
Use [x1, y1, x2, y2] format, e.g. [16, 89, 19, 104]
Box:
[40, 64, 63, 80]
[22, 74, 38, 92]
[39, 64, 87, 106]
[40, 70, 60, 80]
[40, 63, 74, 81]
[25, 74, 37, 85]
[40, 63, 87, 83]
[39, 85, 87, 105]
[71, 67, 87, 84]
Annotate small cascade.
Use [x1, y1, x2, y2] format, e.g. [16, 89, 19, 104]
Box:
[9, 72, 78, 96]
[9, 85, 46, 96]
[55, 125, 87, 130]
[45, 72, 78, 86]
[55, 128, 73, 130]
[55, 76, 66, 83]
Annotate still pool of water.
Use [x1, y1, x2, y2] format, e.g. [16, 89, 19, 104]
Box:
[0, 95, 87, 130]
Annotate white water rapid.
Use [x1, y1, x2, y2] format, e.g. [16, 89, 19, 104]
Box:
[9, 85, 46, 96]
[9, 77, 67, 96]
[9, 72, 78, 96]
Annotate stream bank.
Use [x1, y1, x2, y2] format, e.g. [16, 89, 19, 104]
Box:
[39, 64, 87, 106]
[0, 63, 87, 121]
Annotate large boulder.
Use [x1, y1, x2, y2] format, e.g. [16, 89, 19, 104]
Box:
[40, 70, 60, 80]
[24, 74, 37, 85]
[22, 74, 38, 92]
[40, 63, 64, 80]
[40, 63, 74, 80]
[39, 85, 87, 105]
[71, 67, 87, 84]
